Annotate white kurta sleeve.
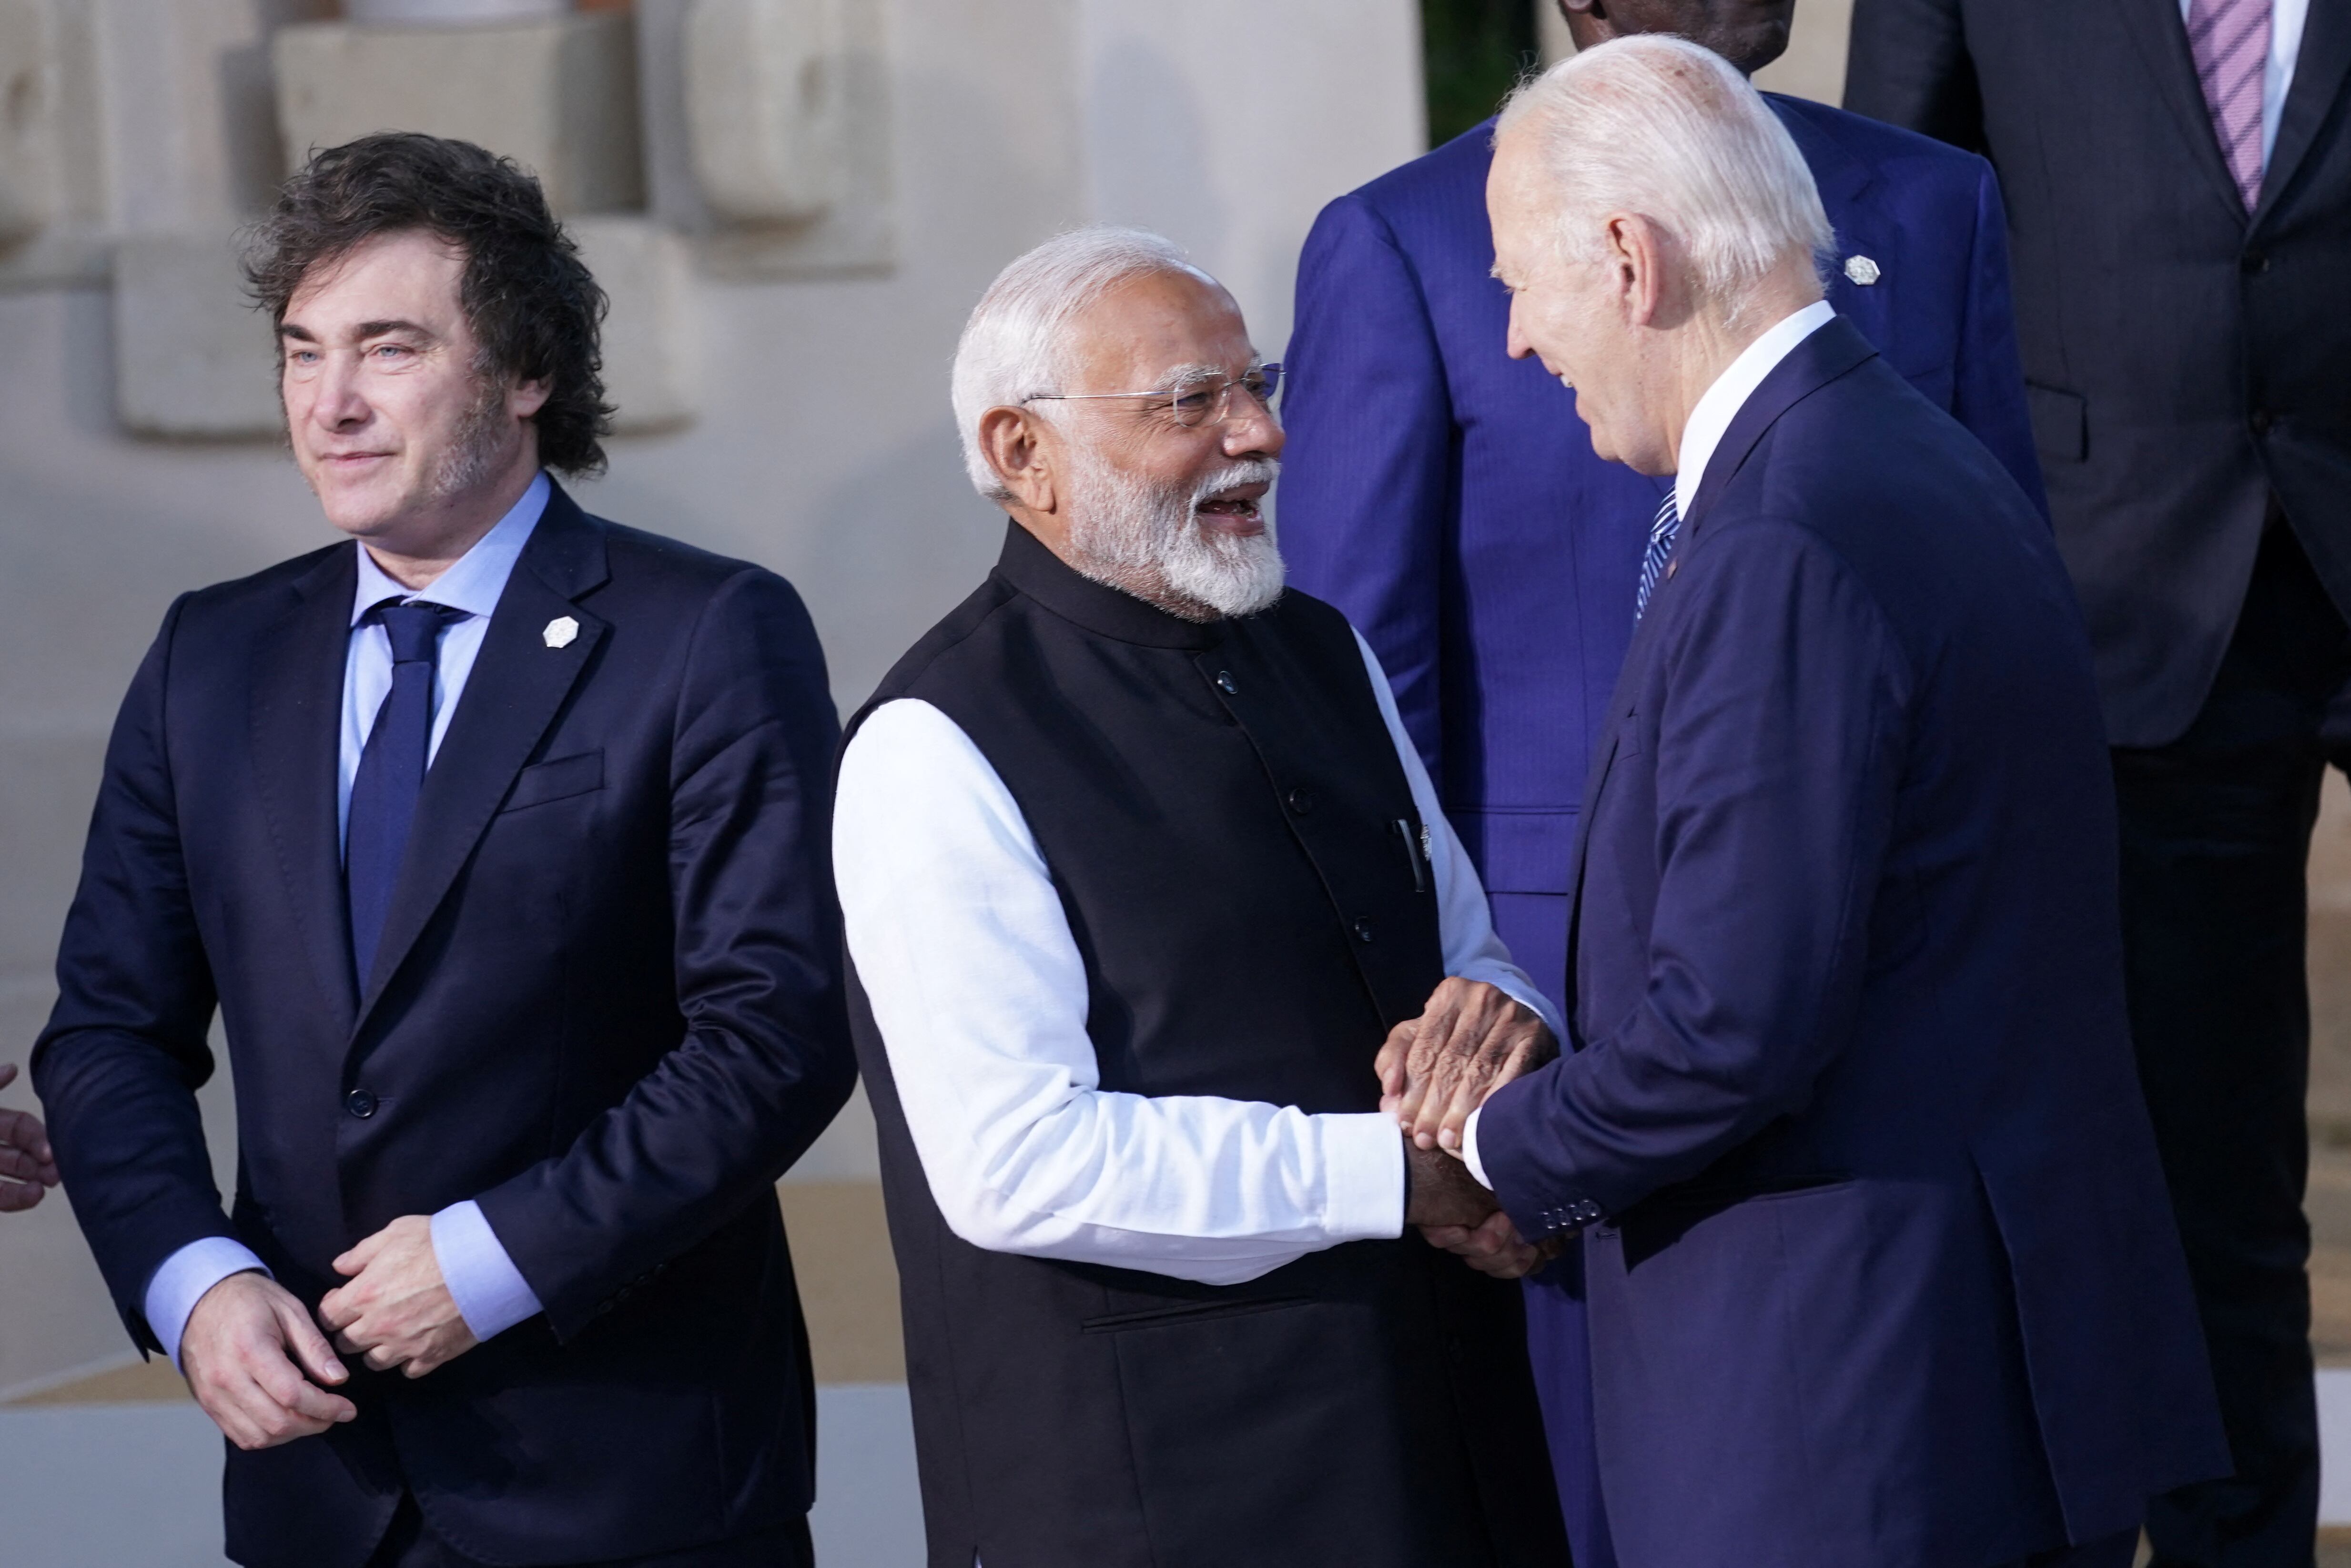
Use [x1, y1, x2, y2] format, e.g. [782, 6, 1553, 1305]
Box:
[833, 697, 1406, 1286]
[1351, 629, 1567, 1042]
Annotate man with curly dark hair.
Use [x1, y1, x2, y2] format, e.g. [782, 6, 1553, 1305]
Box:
[31, 132, 854, 1568]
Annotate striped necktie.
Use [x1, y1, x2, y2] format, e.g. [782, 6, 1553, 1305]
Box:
[1635, 493, 1681, 621]
[2188, 0, 2272, 209]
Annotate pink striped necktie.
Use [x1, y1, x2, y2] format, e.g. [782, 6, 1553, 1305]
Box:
[2188, 0, 2273, 209]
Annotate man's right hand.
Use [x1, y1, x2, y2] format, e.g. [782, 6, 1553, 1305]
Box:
[179, 1271, 357, 1450]
[1404, 1137, 1500, 1230]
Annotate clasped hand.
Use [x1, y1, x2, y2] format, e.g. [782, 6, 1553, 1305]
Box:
[182, 1214, 477, 1451]
[0, 1062, 61, 1212]
[1385, 979, 1561, 1282]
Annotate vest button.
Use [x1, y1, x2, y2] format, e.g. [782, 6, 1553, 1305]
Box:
[345, 1088, 377, 1119]
[1287, 787, 1315, 814]
[1354, 918, 1375, 943]
[1215, 670, 1239, 695]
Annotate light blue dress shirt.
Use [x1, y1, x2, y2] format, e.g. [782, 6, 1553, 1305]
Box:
[143, 474, 553, 1367]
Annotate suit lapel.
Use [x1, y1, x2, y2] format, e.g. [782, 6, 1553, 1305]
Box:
[1561, 319, 1879, 1038]
[2253, 0, 2351, 229]
[247, 545, 361, 1035]
[354, 488, 611, 1027]
[1682, 315, 1879, 536]
[2115, 0, 2255, 221]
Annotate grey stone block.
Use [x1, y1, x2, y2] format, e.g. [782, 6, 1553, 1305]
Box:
[273, 12, 644, 213]
[638, 0, 893, 279]
[569, 214, 698, 433]
[110, 232, 281, 438]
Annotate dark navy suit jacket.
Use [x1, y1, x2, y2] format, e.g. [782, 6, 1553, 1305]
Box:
[1477, 318, 2224, 1565]
[33, 486, 855, 1568]
[1281, 97, 2042, 1001]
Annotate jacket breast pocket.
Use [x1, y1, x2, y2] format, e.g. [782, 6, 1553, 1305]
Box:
[2027, 382, 2088, 464]
[500, 749, 604, 813]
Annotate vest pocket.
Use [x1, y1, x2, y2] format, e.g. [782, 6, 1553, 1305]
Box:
[500, 749, 604, 812]
[2026, 383, 2088, 464]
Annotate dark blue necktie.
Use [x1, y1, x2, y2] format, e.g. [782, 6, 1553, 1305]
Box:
[1634, 493, 1682, 621]
[346, 598, 461, 988]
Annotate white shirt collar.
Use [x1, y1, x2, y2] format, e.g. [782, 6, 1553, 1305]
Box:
[1672, 300, 1837, 523]
[350, 470, 552, 627]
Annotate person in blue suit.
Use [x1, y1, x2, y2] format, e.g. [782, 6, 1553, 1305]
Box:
[1279, 4, 2044, 1555]
[1401, 36, 2223, 1568]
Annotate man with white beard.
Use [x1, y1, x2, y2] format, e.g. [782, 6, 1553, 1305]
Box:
[833, 226, 1571, 1568]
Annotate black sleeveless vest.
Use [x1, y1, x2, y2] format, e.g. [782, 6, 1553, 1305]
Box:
[845, 524, 1564, 1568]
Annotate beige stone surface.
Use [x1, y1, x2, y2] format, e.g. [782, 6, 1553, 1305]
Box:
[111, 232, 282, 436]
[273, 12, 644, 212]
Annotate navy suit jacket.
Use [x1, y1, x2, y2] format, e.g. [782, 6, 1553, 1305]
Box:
[1281, 98, 2042, 997]
[1476, 318, 2223, 1565]
[33, 485, 855, 1568]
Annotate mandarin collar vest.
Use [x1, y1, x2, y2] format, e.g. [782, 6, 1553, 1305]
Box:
[991, 520, 1231, 651]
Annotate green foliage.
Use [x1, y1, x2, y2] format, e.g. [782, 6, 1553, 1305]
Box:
[1423, 0, 1541, 148]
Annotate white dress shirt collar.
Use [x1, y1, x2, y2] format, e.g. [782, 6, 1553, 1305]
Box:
[1672, 299, 1837, 524]
[350, 469, 550, 624]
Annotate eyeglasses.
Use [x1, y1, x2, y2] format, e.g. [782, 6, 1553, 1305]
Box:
[1025, 364, 1283, 429]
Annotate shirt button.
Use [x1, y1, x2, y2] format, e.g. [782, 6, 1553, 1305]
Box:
[1287, 787, 1316, 814]
[1354, 918, 1376, 944]
[345, 1089, 377, 1119]
[1215, 670, 1239, 695]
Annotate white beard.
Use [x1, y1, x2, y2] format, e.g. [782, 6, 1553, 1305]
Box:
[1064, 452, 1286, 621]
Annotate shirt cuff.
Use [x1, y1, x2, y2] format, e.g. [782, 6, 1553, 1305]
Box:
[430, 1200, 544, 1341]
[1322, 1112, 1408, 1241]
[1463, 1106, 1493, 1192]
[144, 1237, 271, 1370]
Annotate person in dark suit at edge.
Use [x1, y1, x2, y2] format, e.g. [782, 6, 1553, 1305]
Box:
[1848, 2, 2350, 1560]
[32, 133, 854, 1568]
[1278, 4, 2045, 1558]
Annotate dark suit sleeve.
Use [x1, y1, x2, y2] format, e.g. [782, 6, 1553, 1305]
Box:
[1949, 159, 2048, 516]
[473, 569, 856, 1338]
[1845, 0, 1987, 151]
[1277, 192, 1456, 781]
[1477, 525, 1911, 1227]
[31, 596, 237, 1351]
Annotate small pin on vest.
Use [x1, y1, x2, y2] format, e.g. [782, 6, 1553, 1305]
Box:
[1844, 255, 1882, 286]
[543, 616, 579, 649]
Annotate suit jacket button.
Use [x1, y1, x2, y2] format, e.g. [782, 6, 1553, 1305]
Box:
[2241, 249, 2270, 273]
[1216, 670, 1239, 695]
[1354, 918, 1375, 943]
[1287, 787, 1316, 814]
[2251, 408, 2274, 435]
[345, 1089, 377, 1119]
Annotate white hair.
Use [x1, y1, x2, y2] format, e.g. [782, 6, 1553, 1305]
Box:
[950, 224, 1214, 500]
[1495, 35, 1833, 322]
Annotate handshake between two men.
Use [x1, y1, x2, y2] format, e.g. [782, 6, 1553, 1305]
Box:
[1387, 977, 1561, 1282]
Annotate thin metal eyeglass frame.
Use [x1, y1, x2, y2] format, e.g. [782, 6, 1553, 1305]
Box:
[1022, 363, 1284, 428]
